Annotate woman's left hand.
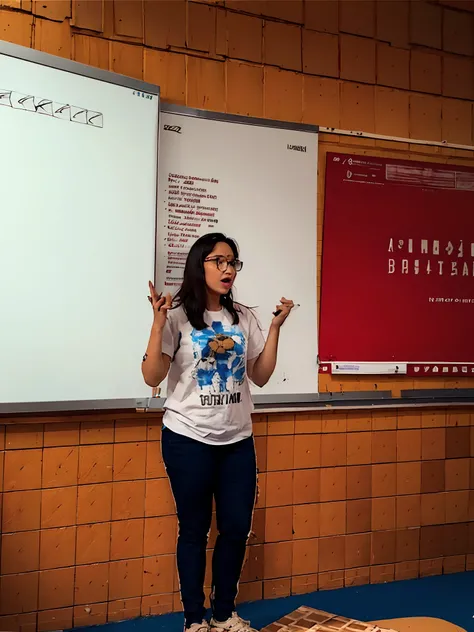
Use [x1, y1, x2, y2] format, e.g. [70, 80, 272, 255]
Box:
[271, 297, 295, 328]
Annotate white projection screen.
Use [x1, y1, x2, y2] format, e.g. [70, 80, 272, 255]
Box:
[0, 42, 159, 413]
[155, 105, 319, 405]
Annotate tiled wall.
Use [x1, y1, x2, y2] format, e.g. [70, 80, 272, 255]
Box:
[1, 0, 473, 138]
[0, 410, 473, 630]
[1, 0, 474, 629]
[1, 0, 473, 397]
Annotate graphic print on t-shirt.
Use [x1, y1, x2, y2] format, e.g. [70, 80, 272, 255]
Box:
[191, 321, 246, 406]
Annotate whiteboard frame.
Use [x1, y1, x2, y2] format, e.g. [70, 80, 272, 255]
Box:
[0, 41, 160, 415]
[160, 102, 318, 134]
[155, 103, 319, 408]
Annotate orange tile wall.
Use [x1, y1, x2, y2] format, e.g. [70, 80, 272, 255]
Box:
[1, 0, 474, 630]
[0, 410, 473, 630]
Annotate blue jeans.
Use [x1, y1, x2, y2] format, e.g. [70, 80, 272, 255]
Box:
[161, 426, 257, 628]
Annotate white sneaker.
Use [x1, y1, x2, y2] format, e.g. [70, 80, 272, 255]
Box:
[210, 612, 258, 631]
[186, 622, 210, 632]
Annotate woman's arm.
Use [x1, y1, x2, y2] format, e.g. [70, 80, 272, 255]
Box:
[248, 297, 294, 387]
[141, 282, 172, 387]
[248, 324, 280, 387]
[141, 324, 171, 387]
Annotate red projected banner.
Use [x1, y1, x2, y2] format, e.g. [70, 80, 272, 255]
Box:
[319, 152, 474, 377]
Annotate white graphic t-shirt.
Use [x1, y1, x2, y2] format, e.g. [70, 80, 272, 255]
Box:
[161, 304, 265, 445]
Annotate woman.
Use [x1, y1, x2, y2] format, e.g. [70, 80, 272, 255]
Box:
[142, 233, 294, 632]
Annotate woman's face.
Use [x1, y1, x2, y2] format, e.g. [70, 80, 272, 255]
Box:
[203, 241, 237, 298]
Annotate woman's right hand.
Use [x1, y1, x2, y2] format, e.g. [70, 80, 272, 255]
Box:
[148, 281, 172, 330]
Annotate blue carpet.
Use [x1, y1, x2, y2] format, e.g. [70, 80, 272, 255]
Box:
[74, 572, 474, 632]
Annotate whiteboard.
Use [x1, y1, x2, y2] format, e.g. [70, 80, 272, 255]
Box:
[0, 42, 158, 413]
[156, 105, 318, 402]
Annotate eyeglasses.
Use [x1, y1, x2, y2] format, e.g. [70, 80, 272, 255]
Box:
[204, 256, 243, 272]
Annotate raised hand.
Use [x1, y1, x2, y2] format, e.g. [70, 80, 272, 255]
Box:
[148, 281, 172, 330]
[271, 297, 294, 328]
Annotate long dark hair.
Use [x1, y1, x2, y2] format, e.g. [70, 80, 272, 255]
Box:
[174, 232, 241, 330]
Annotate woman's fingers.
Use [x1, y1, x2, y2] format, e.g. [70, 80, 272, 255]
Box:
[148, 281, 166, 310]
[148, 281, 161, 301]
[155, 296, 166, 311]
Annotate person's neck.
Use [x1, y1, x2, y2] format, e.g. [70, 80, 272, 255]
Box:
[206, 293, 222, 312]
